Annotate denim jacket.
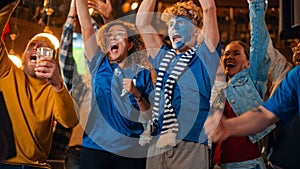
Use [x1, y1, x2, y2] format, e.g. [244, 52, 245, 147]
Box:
[211, 0, 275, 143]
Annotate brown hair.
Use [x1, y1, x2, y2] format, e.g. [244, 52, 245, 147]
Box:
[97, 20, 157, 84]
[161, 0, 203, 28]
[227, 40, 250, 60]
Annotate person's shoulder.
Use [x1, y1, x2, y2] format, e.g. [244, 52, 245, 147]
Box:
[148, 44, 170, 65]
[291, 65, 300, 73]
[136, 65, 152, 77]
[287, 66, 300, 80]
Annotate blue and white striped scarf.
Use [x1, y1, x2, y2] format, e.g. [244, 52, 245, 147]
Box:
[139, 46, 198, 148]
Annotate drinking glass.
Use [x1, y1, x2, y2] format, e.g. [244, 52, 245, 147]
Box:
[37, 47, 54, 63]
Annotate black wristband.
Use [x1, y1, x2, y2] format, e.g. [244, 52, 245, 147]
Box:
[68, 15, 76, 19]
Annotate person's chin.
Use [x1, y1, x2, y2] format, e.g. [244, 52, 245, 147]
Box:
[173, 41, 185, 50]
[23, 66, 37, 78]
[27, 71, 38, 78]
[109, 55, 118, 62]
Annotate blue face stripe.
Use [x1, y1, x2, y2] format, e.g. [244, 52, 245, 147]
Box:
[168, 16, 194, 49]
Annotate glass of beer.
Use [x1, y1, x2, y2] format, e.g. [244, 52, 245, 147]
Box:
[37, 47, 54, 63]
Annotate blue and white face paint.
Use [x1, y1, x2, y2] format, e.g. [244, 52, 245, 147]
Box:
[168, 16, 195, 50]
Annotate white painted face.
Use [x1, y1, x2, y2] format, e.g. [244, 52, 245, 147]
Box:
[105, 25, 131, 63]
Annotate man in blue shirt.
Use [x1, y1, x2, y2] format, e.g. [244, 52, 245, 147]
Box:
[136, 0, 221, 168]
[262, 42, 299, 169]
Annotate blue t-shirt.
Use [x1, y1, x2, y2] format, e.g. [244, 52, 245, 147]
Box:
[263, 66, 300, 125]
[82, 49, 153, 157]
[149, 42, 221, 144]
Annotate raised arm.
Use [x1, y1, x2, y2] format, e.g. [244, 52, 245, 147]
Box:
[59, 0, 77, 91]
[76, 0, 98, 61]
[52, 86, 79, 128]
[205, 105, 278, 143]
[248, 0, 270, 85]
[199, 0, 219, 50]
[266, 40, 292, 96]
[0, 0, 19, 77]
[136, 0, 163, 58]
[123, 78, 152, 120]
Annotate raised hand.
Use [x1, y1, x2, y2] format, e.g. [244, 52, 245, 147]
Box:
[88, 0, 113, 21]
[198, 0, 219, 49]
[123, 78, 140, 98]
[35, 57, 62, 91]
[204, 110, 229, 143]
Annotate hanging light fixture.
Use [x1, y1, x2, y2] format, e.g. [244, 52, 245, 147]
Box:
[38, 0, 59, 49]
[8, 4, 22, 68]
[8, 33, 22, 68]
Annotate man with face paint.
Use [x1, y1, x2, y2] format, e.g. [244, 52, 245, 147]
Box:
[136, 0, 221, 168]
[0, 1, 78, 168]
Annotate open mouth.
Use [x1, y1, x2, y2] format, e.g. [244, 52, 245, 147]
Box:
[225, 61, 235, 69]
[110, 43, 119, 54]
[30, 54, 37, 63]
[172, 34, 182, 43]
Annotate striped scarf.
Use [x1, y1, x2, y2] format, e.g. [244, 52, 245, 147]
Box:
[139, 46, 198, 148]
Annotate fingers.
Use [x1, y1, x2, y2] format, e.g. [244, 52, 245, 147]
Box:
[87, 0, 112, 19]
[35, 60, 62, 91]
[34, 59, 58, 79]
[204, 110, 225, 142]
[123, 78, 131, 84]
[123, 78, 137, 95]
[213, 116, 229, 143]
[123, 78, 133, 88]
[87, 0, 105, 9]
[87, 0, 97, 9]
[204, 110, 223, 135]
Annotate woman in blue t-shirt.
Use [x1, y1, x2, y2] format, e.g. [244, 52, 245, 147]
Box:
[76, 0, 156, 168]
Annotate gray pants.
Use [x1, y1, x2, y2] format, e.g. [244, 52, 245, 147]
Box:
[146, 141, 209, 169]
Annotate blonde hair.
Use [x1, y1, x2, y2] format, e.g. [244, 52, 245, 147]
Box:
[161, 0, 203, 28]
[96, 20, 157, 84]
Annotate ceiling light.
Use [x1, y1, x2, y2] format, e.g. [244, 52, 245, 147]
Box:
[131, 2, 139, 11]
